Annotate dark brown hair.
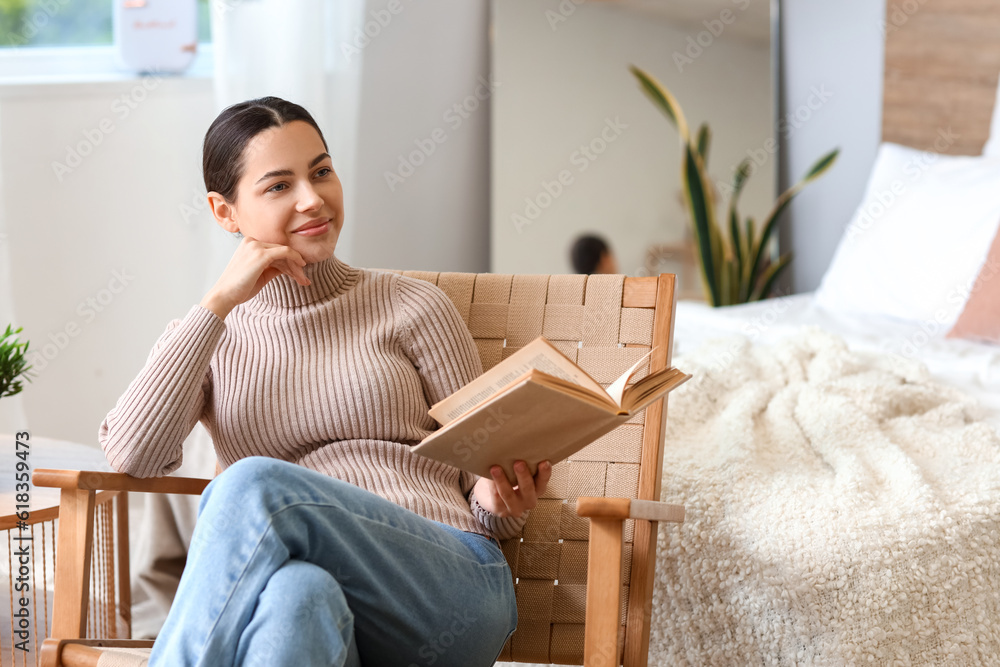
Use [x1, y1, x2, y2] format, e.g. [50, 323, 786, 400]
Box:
[570, 234, 611, 274]
[202, 96, 328, 203]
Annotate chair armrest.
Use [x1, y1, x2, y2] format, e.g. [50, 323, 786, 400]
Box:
[575, 496, 684, 523]
[42, 638, 155, 667]
[574, 497, 684, 667]
[33, 469, 211, 496]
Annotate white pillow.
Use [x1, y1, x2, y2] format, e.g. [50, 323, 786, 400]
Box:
[983, 71, 1000, 157]
[815, 142, 1000, 328]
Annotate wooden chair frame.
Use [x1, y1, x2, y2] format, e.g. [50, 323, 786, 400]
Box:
[32, 272, 683, 667]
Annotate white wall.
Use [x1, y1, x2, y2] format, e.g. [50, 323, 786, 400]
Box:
[0, 77, 220, 447]
[0, 0, 494, 445]
[491, 0, 774, 285]
[776, 0, 886, 292]
[349, 0, 491, 272]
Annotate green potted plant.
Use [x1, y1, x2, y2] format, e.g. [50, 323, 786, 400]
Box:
[630, 64, 839, 306]
[0, 324, 32, 399]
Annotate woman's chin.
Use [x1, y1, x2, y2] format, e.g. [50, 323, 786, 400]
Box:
[299, 243, 338, 265]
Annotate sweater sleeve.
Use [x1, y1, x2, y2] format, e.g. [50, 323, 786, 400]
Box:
[395, 277, 527, 540]
[98, 304, 226, 478]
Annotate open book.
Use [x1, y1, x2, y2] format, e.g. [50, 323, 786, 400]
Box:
[411, 336, 690, 484]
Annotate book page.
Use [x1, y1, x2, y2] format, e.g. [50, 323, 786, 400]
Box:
[621, 367, 691, 413]
[428, 337, 605, 424]
[604, 348, 656, 407]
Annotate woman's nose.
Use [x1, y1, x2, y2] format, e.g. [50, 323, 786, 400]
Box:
[296, 182, 324, 211]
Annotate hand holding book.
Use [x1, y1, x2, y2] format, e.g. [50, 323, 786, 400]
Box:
[472, 459, 552, 519]
[412, 336, 691, 485]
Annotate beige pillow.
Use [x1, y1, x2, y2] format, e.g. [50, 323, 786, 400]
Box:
[948, 226, 1000, 343]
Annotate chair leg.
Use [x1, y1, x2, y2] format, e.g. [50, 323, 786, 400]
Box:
[116, 492, 131, 638]
[52, 488, 96, 640]
[584, 517, 624, 667]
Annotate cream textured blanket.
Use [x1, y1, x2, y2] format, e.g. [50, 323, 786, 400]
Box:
[648, 329, 1000, 665]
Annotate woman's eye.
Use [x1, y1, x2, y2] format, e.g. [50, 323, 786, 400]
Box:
[316, 167, 332, 178]
[267, 183, 287, 193]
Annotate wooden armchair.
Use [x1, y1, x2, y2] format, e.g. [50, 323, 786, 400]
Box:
[31, 270, 684, 667]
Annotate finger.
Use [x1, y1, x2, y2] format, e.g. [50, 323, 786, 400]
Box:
[490, 465, 517, 513]
[284, 259, 310, 285]
[284, 251, 309, 283]
[263, 248, 308, 285]
[533, 460, 552, 498]
[512, 460, 537, 504]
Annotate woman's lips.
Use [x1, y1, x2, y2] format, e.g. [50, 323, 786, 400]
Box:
[293, 222, 330, 237]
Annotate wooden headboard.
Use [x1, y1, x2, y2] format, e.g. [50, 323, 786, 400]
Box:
[882, 0, 1000, 155]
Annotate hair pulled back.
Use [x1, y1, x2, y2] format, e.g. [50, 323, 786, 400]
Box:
[202, 96, 328, 203]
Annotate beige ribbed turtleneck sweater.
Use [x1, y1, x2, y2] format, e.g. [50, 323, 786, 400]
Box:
[99, 254, 527, 540]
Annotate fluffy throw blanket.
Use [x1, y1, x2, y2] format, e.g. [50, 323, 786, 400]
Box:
[648, 328, 1000, 665]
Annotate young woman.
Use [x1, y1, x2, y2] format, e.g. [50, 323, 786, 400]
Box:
[99, 96, 551, 667]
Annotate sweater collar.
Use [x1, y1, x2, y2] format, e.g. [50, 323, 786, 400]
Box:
[252, 253, 360, 309]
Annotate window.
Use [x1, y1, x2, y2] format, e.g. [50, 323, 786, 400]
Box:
[0, 0, 212, 49]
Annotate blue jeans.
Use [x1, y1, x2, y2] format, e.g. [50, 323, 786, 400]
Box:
[148, 456, 517, 667]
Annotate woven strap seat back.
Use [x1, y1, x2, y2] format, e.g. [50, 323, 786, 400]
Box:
[383, 270, 674, 666]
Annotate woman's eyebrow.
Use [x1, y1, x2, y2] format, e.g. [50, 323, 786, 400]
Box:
[255, 153, 332, 184]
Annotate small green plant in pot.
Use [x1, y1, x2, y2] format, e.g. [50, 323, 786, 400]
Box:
[630, 64, 839, 306]
[0, 324, 32, 399]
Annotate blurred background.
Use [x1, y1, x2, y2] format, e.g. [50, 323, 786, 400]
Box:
[0, 0, 883, 447]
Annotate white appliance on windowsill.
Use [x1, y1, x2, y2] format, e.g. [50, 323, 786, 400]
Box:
[113, 0, 198, 74]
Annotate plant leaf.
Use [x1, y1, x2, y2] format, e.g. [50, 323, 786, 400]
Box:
[747, 149, 839, 294]
[628, 64, 691, 142]
[682, 143, 721, 305]
[750, 253, 793, 301]
[729, 208, 742, 265]
[738, 216, 756, 302]
[727, 160, 751, 270]
[729, 258, 740, 306]
[696, 123, 711, 166]
[804, 149, 839, 181]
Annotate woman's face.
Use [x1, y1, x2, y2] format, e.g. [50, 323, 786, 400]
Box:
[209, 120, 345, 265]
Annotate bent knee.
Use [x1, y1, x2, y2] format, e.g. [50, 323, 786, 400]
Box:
[200, 456, 292, 511]
[264, 561, 350, 618]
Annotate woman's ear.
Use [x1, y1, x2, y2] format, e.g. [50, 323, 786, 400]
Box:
[207, 191, 239, 233]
